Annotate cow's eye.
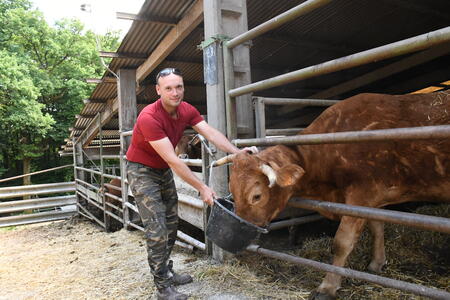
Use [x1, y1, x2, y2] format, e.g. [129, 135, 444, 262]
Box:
[252, 194, 261, 203]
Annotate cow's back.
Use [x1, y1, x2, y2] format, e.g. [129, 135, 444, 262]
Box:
[296, 92, 450, 207]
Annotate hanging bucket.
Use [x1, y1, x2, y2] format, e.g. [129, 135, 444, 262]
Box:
[206, 197, 268, 253]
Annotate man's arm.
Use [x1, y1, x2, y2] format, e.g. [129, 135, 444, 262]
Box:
[193, 120, 257, 154]
[149, 137, 215, 205]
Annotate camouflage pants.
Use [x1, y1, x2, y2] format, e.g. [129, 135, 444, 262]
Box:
[127, 162, 178, 289]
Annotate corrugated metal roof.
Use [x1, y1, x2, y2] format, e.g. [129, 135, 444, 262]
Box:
[62, 0, 450, 155]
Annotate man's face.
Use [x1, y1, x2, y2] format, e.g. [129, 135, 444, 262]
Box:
[156, 73, 184, 110]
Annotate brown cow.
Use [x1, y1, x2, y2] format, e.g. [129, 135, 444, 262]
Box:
[175, 134, 202, 160]
[228, 92, 450, 299]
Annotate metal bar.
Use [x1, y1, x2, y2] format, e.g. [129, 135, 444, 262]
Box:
[0, 165, 73, 183]
[289, 199, 450, 234]
[124, 201, 139, 213]
[73, 137, 80, 216]
[223, 43, 237, 140]
[254, 97, 266, 138]
[0, 183, 76, 199]
[246, 245, 450, 300]
[104, 192, 123, 203]
[77, 203, 105, 227]
[178, 194, 203, 209]
[121, 130, 133, 137]
[75, 178, 100, 191]
[120, 131, 130, 230]
[0, 210, 76, 228]
[257, 97, 339, 106]
[268, 214, 324, 231]
[102, 173, 121, 180]
[175, 240, 194, 251]
[76, 191, 103, 210]
[126, 220, 144, 231]
[101, 155, 121, 160]
[0, 196, 76, 214]
[179, 158, 202, 167]
[74, 166, 120, 180]
[104, 209, 123, 223]
[105, 202, 123, 213]
[233, 125, 450, 147]
[229, 26, 450, 98]
[226, 0, 332, 49]
[75, 166, 102, 176]
[177, 230, 206, 251]
[0, 182, 75, 193]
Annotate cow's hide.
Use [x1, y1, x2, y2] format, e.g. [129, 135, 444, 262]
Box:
[229, 91, 450, 299]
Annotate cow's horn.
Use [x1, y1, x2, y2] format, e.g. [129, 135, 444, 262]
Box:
[260, 164, 277, 188]
[212, 154, 236, 167]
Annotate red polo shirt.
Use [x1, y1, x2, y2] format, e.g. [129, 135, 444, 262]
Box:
[126, 99, 204, 168]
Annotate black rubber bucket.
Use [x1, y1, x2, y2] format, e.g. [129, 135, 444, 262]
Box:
[206, 197, 268, 254]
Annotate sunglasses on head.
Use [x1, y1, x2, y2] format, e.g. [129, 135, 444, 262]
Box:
[156, 68, 182, 83]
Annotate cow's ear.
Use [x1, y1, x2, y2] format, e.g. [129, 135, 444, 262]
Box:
[275, 164, 305, 187]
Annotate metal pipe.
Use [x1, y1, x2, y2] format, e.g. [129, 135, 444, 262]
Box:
[226, 0, 332, 49]
[257, 97, 339, 106]
[229, 26, 450, 97]
[121, 130, 133, 137]
[178, 194, 203, 209]
[289, 199, 450, 234]
[77, 203, 105, 227]
[268, 214, 324, 231]
[233, 125, 450, 147]
[246, 245, 450, 299]
[124, 201, 139, 213]
[0, 164, 73, 183]
[177, 230, 206, 251]
[223, 42, 237, 140]
[179, 158, 202, 167]
[75, 166, 120, 180]
[75, 178, 100, 191]
[101, 155, 121, 160]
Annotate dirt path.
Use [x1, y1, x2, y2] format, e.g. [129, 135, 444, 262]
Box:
[1, 206, 448, 300]
[0, 218, 301, 300]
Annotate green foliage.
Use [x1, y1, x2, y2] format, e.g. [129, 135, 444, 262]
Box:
[0, 0, 121, 182]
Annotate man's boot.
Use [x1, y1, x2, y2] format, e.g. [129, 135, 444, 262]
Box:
[156, 286, 188, 300]
[168, 260, 193, 286]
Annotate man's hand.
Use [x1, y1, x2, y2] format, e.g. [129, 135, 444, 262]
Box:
[199, 185, 216, 206]
[238, 146, 258, 154]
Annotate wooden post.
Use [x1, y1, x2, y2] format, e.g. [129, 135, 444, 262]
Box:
[117, 69, 137, 230]
[203, 0, 254, 262]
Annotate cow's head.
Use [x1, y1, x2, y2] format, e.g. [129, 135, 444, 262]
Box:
[175, 134, 201, 159]
[228, 147, 305, 226]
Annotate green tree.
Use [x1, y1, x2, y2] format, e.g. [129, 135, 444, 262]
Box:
[0, 0, 120, 184]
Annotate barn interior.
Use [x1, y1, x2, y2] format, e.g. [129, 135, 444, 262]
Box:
[60, 0, 450, 156]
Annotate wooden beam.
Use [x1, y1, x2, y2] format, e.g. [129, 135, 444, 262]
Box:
[136, 0, 204, 83]
[99, 51, 147, 59]
[116, 12, 178, 26]
[76, 97, 119, 148]
[75, 114, 97, 119]
[83, 98, 107, 104]
[85, 77, 116, 84]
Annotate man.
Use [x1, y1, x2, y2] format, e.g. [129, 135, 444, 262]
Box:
[126, 68, 256, 300]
